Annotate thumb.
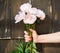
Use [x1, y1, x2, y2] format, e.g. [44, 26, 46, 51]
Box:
[29, 29, 37, 36]
[24, 31, 28, 35]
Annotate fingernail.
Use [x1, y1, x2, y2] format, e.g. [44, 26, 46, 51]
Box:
[24, 31, 28, 34]
[29, 37, 32, 40]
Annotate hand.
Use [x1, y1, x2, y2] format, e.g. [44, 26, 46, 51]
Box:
[24, 29, 38, 42]
[24, 31, 32, 42]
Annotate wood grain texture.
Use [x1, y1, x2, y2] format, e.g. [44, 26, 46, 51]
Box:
[0, 0, 60, 53]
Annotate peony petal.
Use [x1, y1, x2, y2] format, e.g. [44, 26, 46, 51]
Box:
[15, 3, 46, 24]
[36, 9, 45, 20]
[20, 3, 32, 12]
[28, 8, 38, 15]
[15, 12, 25, 23]
[23, 14, 37, 24]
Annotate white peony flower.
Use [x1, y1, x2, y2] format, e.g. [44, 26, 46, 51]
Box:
[23, 13, 37, 24]
[20, 3, 32, 12]
[15, 3, 46, 24]
[15, 12, 25, 23]
[28, 8, 38, 15]
[36, 9, 45, 20]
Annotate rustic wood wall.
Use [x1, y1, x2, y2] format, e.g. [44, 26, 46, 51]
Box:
[0, 0, 60, 53]
[43, 0, 60, 53]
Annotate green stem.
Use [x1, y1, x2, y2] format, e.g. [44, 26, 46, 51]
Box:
[30, 43, 32, 53]
[25, 24, 35, 53]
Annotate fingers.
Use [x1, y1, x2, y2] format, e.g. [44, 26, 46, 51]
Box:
[24, 29, 38, 43]
[29, 29, 36, 33]
[29, 29, 37, 36]
[29, 29, 37, 35]
[24, 31, 32, 42]
[24, 34, 32, 42]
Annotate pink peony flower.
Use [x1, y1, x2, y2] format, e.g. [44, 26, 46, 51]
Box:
[15, 12, 25, 23]
[28, 8, 38, 15]
[20, 3, 32, 12]
[15, 3, 45, 24]
[23, 13, 37, 24]
[36, 9, 45, 20]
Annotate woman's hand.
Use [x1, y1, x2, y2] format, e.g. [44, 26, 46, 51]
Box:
[24, 29, 38, 42]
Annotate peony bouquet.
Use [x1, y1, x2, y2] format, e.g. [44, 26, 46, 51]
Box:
[14, 3, 45, 53]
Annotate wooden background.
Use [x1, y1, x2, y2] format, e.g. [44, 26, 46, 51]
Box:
[0, 0, 60, 53]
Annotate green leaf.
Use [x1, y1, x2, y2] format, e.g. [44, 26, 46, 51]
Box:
[36, 18, 40, 24]
[10, 50, 20, 53]
[16, 41, 23, 49]
[26, 42, 32, 48]
[32, 42, 36, 49]
[15, 41, 24, 53]
[25, 24, 30, 31]
[16, 47, 23, 53]
[25, 47, 30, 53]
[32, 49, 39, 53]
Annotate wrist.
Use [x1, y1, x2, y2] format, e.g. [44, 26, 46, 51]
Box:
[33, 36, 39, 43]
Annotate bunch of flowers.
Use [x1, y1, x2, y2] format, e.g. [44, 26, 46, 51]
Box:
[14, 3, 45, 53]
[15, 3, 45, 24]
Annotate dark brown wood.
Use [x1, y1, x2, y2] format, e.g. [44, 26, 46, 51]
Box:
[0, 0, 28, 53]
[0, 0, 60, 53]
[43, 0, 60, 53]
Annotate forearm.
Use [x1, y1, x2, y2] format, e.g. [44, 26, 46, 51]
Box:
[37, 31, 60, 43]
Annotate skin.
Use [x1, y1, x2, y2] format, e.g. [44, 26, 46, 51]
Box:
[24, 29, 60, 43]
